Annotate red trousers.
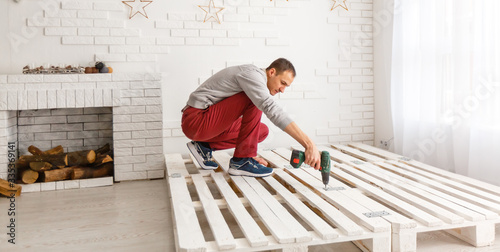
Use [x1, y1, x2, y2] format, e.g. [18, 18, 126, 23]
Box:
[181, 92, 269, 158]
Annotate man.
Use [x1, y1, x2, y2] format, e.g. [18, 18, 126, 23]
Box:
[182, 58, 320, 177]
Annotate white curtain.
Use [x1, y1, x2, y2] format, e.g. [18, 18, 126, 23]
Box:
[391, 0, 500, 185]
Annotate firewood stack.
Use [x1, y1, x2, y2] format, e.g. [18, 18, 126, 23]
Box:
[16, 144, 114, 184]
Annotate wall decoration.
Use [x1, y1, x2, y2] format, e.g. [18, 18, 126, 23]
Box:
[122, 0, 153, 19]
[198, 0, 224, 24]
[22, 65, 84, 74]
[331, 0, 348, 11]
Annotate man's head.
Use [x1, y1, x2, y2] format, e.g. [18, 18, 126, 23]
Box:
[265, 58, 296, 96]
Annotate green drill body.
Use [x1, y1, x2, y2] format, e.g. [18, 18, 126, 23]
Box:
[290, 150, 331, 189]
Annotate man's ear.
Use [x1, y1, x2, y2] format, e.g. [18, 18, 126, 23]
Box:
[269, 68, 276, 76]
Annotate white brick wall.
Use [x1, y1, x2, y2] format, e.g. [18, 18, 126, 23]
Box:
[0, 74, 164, 183]
[12, 0, 375, 150]
[18, 0, 313, 63]
[312, 0, 374, 146]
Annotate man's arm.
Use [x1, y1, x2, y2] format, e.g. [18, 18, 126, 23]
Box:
[284, 122, 321, 170]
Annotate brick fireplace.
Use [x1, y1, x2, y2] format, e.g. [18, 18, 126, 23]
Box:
[0, 73, 165, 192]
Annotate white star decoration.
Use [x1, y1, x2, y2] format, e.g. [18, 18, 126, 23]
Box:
[331, 0, 348, 11]
[198, 0, 224, 24]
[122, 0, 153, 19]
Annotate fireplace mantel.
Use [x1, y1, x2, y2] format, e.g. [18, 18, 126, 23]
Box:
[0, 73, 165, 189]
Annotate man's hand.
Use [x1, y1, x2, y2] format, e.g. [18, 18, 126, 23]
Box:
[304, 145, 321, 170]
[284, 122, 320, 169]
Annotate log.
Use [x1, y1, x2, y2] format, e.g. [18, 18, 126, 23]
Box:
[96, 143, 111, 155]
[28, 145, 43, 155]
[71, 163, 113, 180]
[21, 169, 39, 184]
[39, 167, 73, 182]
[28, 145, 64, 155]
[29, 162, 53, 172]
[0, 178, 22, 197]
[66, 150, 96, 166]
[43, 145, 64, 155]
[93, 154, 113, 166]
[18, 153, 67, 168]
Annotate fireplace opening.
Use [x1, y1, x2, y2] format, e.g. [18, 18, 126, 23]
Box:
[11, 107, 114, 190]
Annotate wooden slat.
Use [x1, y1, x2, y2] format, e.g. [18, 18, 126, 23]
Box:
[339, 163, 464, 224]
[349, 142, 500, 197]
[211, 173, 269, 247]
[243, 176, 312, 243]
[262, 176, 339, 240]
[298, 168, 417, 230]
[212, 151, 296, 244]
[382, 160, 500, 213]
[212, 151, 230, 173]
[273, 169, 364, 236]
[348, 142, 402, 160]
[268, 148, 400, 230]
[403, 159, 500, 197]
[350, 160, 480, 223]
[374, 162, 497, 221]
[332, 164, 444, 227]
[323, 145, 461, 225]
[191, 174, 236, 250]
[331, 144, 386, 162]
[268, 146, 411, 230]
[267, 148, 349, 189]
[337, 188, 417, 230]
[169, 176, 206, 252]
[231, 176, 296, 244]
[387, 160, 500, 205]
[165, 153, 190, 177]
[258, 149, 291, 169]
[289, 168, 391, 233]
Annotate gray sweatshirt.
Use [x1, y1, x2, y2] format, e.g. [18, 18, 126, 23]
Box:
[185, 64, 293, 130]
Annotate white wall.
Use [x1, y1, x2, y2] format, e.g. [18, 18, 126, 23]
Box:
[1, 0, 375, 154]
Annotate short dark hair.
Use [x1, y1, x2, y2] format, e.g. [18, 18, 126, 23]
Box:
[266, 58, 296, 77]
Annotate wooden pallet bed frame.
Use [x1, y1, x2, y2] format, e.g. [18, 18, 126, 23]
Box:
[165, 143, 500, 252]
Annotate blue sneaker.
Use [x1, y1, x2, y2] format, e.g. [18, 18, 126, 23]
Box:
[187, 141, 218, 170]
[228, 157, 274, 177]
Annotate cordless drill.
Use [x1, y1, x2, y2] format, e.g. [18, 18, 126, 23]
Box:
[290, 150, 331, 190]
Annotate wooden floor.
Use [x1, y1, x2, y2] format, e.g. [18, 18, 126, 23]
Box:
[1, 179, 500, 251]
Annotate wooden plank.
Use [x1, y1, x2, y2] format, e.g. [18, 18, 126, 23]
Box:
[322, 146, 461, 224]
[338, 163, 464, 224]
[169, 176, 206, 252]
[349, 142, 500, 197]
[212, 151, 296, 244]
[165, 153, 190, 177]
[348, 142, 403, 160]
[289, 168, 391, 233]
[243, 176, 312, 243]
[212, 151, 230, 173]
[267, 147, 410, 231]
[301, 168, 417, 231]
[191, 174, 236, 250]
[403, 159, 500, 197]
[332, 164, 444, 227]
[331, 144, 385, 162]
[211, 173, 269, 247]
[258, 149, 291, 169]
[382, 160, 500, 213]
[387, 160, 500, 205]
[273, 169, 364, 236]
[231, 176, 296, 244]
[374, 162, 497, 221]
[262, 176, 339, 240]
[267, 148, 349, 189]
